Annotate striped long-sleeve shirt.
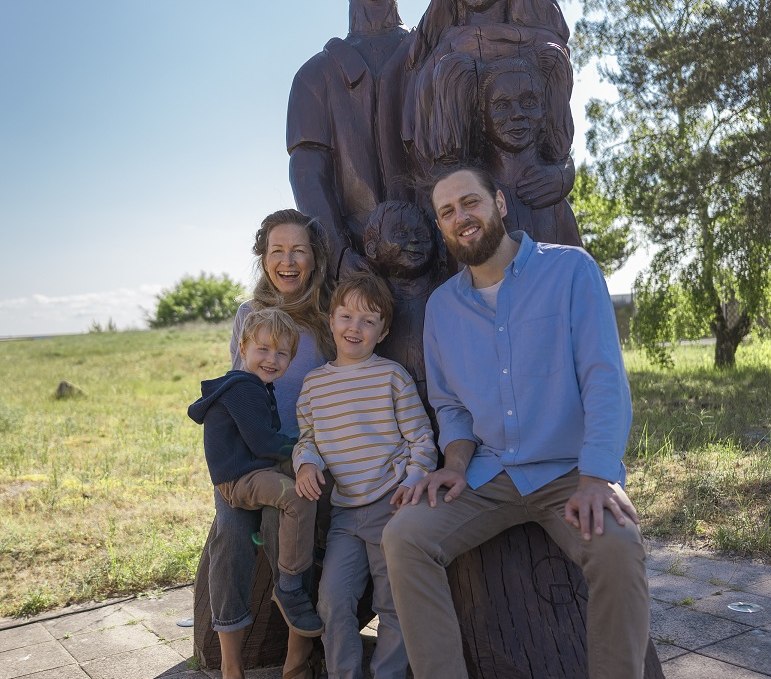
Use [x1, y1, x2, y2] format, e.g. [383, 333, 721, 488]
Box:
[292, 354, 438, 507]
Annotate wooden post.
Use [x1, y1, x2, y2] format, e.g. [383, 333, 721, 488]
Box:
[448, 522, 664, 678]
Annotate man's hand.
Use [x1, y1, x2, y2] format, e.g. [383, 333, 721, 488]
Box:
[410, 468, 467, 508]
[295, 463, 325, 501]
[564, 475, 640, 540]
[390, 485, 415, 509]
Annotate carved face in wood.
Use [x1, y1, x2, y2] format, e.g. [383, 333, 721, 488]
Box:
[460, 0, 502, 10]
[365, 202, 437, 279]
[483, 69, 545, 154]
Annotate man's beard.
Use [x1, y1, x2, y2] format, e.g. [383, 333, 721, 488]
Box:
[444, 209, 506, 266]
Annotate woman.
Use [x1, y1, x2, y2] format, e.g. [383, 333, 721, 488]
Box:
[213, 208, 334, 679]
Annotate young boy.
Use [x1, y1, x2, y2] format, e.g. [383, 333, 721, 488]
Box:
[293, 273, 438, 679]
[188, 307, 323, 638]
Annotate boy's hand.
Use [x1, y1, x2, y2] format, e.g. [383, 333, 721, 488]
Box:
[295, 463, 325, 501]
[390, 485, 415, 509]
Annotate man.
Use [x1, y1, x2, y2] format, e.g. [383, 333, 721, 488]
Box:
[286, 0, 411, 277]
[381, 165, 650, 679]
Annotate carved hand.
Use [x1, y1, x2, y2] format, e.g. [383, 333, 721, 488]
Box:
[516, 163, 566, 208]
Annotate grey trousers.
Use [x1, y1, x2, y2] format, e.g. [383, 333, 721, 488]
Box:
[381, 470, 650, 679]
[318, 490, 408, 679]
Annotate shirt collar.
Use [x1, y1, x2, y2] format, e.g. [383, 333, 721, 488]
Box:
[455, 230, 535, 296]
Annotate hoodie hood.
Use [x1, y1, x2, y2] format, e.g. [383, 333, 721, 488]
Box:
[187, 370, 267, 424]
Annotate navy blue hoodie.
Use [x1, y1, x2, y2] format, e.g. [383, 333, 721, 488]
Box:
[187, 370, 296, 485]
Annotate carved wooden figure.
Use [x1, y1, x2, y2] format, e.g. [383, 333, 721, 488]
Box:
[427, 48, 581, 243]
[363, 200, 448, 410]
[286, 0, 412, 277]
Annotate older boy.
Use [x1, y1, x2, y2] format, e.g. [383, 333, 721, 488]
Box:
[294, 273, 438, 679]
[188, 308, 323, 638]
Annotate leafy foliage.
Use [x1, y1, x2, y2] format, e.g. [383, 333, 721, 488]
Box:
[569, 163, 634, 276]
[148, 273, 245, 328]
[574, 0, 771, 368]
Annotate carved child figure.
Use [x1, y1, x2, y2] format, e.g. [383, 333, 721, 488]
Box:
[363, 201, 448, 410]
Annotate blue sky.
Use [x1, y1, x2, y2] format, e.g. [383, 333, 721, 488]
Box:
[0, 0, 643, 337]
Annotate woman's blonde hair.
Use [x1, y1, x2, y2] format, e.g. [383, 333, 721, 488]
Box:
[250, 209, 335, 359]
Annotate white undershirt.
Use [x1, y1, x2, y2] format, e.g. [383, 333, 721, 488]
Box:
[477, 279, 503, 311]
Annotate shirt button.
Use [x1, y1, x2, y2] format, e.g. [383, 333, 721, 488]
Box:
[498, 326, 504, 332]
[508, 448, 514, 453]
[502, 368, 508, 374]
[507, 410, 513, 415]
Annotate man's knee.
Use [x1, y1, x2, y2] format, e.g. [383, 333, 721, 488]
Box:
[382, 505, 422, 563]
[584, 517, 646, 577]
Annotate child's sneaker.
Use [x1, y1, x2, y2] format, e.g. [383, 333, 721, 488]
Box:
[271, 585, 324, 637]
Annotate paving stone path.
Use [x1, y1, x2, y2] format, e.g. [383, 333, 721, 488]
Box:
[1, 540, 769, 678]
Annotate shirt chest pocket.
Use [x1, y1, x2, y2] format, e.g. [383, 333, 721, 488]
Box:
[514, 314, 564, 376]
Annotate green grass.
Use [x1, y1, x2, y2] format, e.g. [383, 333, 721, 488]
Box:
[0, 324, 230, 618]
[624, 338, 771, 556]
[0, 327, 769, 618]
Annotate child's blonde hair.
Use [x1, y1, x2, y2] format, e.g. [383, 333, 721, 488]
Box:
[330, 272, 394, 331]
[240, 308, 300, 359]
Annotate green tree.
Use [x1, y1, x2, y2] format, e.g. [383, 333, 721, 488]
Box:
[574, 0, 771, 368]
[569, 163, 634, 276]
[149, 273, 245, 328]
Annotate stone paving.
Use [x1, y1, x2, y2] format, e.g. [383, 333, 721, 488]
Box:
[1, 540, 769, 678]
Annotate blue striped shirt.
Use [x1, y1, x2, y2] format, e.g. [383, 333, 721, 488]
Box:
[424, 232, 632, 495]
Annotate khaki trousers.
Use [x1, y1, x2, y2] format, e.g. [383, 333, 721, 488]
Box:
[381, 470, 649, 679]
[217, 464, 316, 576]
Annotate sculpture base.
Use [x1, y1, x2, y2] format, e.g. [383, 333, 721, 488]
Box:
[448, 522, 663, 678]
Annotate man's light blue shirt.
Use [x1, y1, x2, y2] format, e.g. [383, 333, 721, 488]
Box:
[423, 232, 632, 495]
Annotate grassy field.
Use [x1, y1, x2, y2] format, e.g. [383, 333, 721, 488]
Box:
[0, 327, 769, 619]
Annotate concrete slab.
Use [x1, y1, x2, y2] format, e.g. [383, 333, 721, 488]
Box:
[61, 619, 165, 663]
[650, 604, 751, 650]
[661, 652, 771, 678]
[122, 588, 196, 643]
[699, 628, 771, 676]
[650, 597, 675, 617]
[666, 554, 758, 588]
[168, 636, 194, 660]
[43, 605, 139, 640]
[648, 572, 726, 605]
[705, 564, 771, 597]
[122, 587, 194, 619]
[0, 640, 76, 679]
[652, 640, 688, 662]
[645, 540, 701, 573]
[79, 643, 188, 679]
[0, 622, 55, 653]
[689, 589, 771, 627]
[6, 666, 91, 679]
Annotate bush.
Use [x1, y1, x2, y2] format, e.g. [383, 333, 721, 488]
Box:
[148, 273, 245, 328]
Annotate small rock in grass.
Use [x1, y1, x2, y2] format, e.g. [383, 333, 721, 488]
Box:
[55, 381, 85, 399]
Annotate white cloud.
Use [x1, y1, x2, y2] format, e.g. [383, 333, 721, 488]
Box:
[0, 285, 164, 337]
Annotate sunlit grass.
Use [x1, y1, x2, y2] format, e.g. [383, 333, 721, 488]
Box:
[0, 325, 230, 617]
[0, 327, 769, 618]
[624, 336, 771, 557]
